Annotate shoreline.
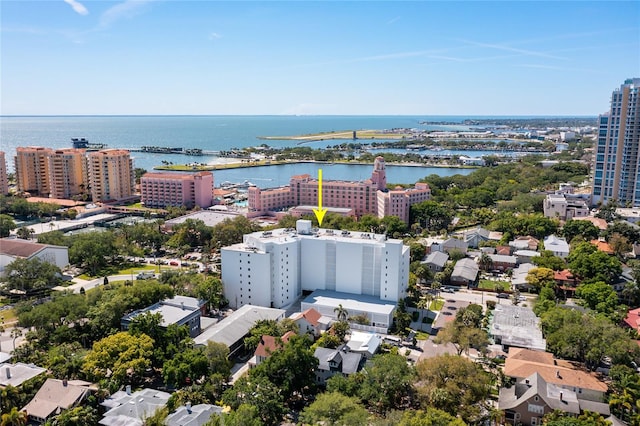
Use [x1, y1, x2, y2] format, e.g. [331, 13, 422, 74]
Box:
[153, 159, 478, 172]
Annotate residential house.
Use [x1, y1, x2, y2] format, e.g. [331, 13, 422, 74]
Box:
[499, 372, 610, 426]
[248, 331, 295, 368]
[511, 263, 536, 291]
[165, 403, 223, 426]
[573, 216, 608, 231]
[289, 308, 331, 337]
[543, 193, 589, 221]
[543, 235, 570, 259]
[100, 387, 171, 426]
[314, 346, 364, 386]
[346, 331, 381, 359]
[590, 239, 615, 255]
[488, 254, 518, 271]
[496, 245, 512, 256]
[121, 296, 204, 338]
[513, 250, 540, 265]
[193, 305, 286, 357]
[509, 236, 540, 252]
[22, 379, 96, 424]
[442, 238, 468, 255]
[489, 305, 546, 351]
[462, 227, 491, 249]
[504, 348, 608, 403]
[0, 362, 46, 388]
[421, 237, 445, 255]
[0, 238, 69, 276]
[554, 270, 580, 297]
[422, 251, 449, 273]
[623, 307, 640, 334]
[450, 258, 479, 287]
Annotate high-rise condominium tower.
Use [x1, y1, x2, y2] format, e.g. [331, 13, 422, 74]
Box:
[592, 78, 640, 207]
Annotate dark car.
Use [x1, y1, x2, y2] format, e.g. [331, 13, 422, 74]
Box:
[497, 293, 510, 299]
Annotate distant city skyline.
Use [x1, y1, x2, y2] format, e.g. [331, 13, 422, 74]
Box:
[1, 1, 639, 116]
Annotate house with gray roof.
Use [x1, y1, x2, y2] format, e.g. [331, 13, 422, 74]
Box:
[121, 296, 203, 338]
[543, 235, 570, 259]
[422, 251, 449, 272]
[314, 346, 364, 386]
[450, 258, 479, 287]
[165, 403, 223, 426]
[193, 304, 285, 357]
[442, 238, 468, 255]
[489, 304, 546, 351]
[22, 379, 96, 424]
[462, 227, 491, 249]
[499, 372, 610, 426]
[100, 387, 171, 426]
[0, 362, 46, 388]
[488, 254, 518, 271]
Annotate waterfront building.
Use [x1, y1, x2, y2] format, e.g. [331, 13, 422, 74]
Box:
[14, 146, 53, 196]
[248, 156, 430, 223]
[47, 149, 87, 199]
[86, 149, 135, 202]
[0, 151, 8, 195]
[592, 78, 640, 207]
[221, 219, 409, 310]
[377, 182, 431, 223]
[141, 171, 213, 209]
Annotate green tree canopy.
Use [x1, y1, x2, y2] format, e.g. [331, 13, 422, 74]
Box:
[82, 331, 154, 385]
[299, 391, 370, 426]
[2, 257, 62, 293]
[415, 354, 492, 424]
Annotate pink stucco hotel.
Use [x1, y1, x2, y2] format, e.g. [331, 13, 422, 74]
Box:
[248, 157, 431, 223]
[141, 171, 214, 209]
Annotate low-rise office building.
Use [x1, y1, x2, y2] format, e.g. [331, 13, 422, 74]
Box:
[121, 296, 203, 338]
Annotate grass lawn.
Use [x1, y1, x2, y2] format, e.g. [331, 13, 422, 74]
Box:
[78, 264, 158, 280]
[0, 309, 17, 324]
[478, 280, 511, 292]
[429, 298, 445, 311]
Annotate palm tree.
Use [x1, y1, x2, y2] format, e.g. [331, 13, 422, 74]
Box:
[479, 252, 493, 271]
[1, 407, 28, 426]
[416, 296, 431, 331]
[334, 304, 348, 322]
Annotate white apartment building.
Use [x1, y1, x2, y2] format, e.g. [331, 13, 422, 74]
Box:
[221, 220, 410, 309]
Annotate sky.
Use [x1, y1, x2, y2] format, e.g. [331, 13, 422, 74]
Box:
[1, 1, 639, 116]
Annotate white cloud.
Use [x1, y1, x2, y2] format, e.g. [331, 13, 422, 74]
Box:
[64, 0, 89, 16]
[99, 0, 154, 29]
[209, 32, 222, 40]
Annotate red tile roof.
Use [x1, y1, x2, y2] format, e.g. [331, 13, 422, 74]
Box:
[505, 348, 607, 393]
[254, 332, 295, 358]
[624, 308, 640, 332]
[590, 239, 614, 255]
[293, 308, 322, 326]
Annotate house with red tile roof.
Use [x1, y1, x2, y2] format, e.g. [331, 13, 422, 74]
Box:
[249, 331, 296, 368]
[590, 239, 615, 255]
[289, 308, 331, 337]
[623, 308, 640, 333]
[504, 348, 608, 403]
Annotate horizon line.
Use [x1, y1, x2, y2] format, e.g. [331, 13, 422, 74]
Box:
[0, 114, 599, 118]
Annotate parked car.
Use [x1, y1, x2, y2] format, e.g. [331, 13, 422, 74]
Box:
[497, 293, 509, 299]
[136, 272, 155, 280]
[442, 287, 456, 293]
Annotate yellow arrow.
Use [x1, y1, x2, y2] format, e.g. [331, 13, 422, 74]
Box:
[313, 168, 327, 227]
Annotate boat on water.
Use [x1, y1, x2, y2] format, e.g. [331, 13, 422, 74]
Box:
[71, 138, 107, 150]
